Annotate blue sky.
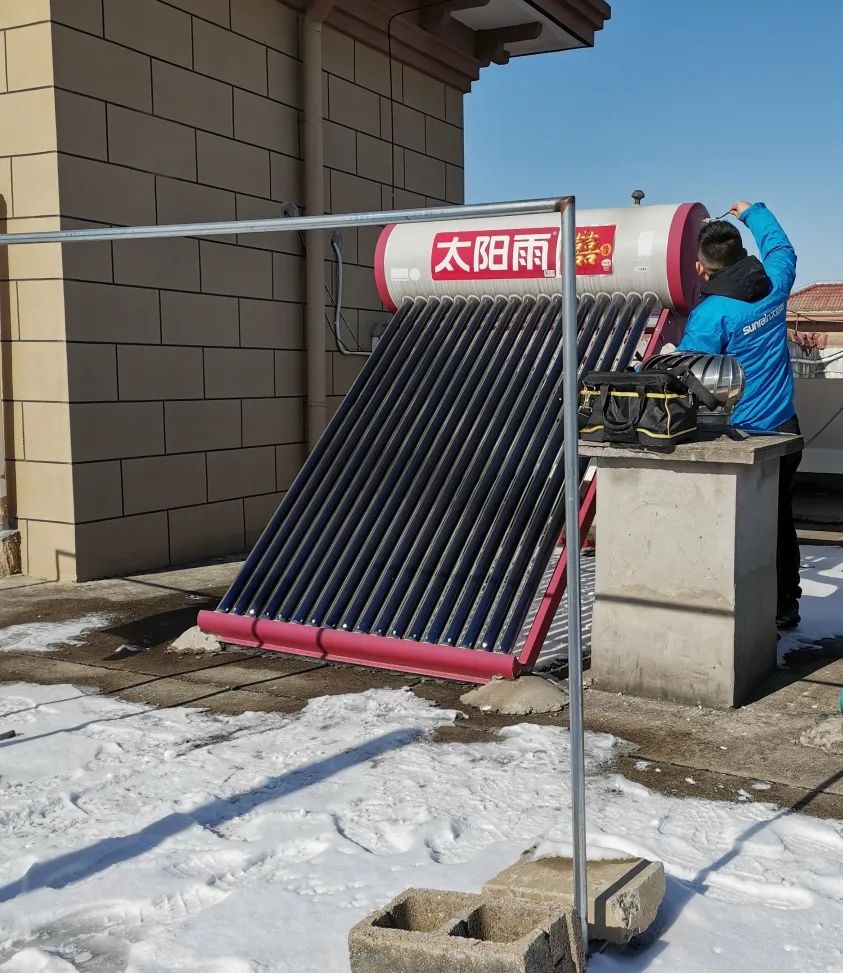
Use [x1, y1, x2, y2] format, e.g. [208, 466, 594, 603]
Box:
[464, 0, 843, 288]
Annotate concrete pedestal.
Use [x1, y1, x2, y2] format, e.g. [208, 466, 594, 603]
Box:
[582, 433, 802, 708]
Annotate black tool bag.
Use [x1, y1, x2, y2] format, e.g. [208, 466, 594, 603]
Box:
[578, 366, 720, 453]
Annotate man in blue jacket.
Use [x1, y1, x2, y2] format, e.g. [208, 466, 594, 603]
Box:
[677, 201, 801, 628]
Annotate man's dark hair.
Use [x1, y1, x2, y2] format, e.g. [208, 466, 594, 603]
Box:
[698, 220, 746, 271]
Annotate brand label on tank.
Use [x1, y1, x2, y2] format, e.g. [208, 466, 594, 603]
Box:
[575, 224, 616, 276]
[430, 227, 561, 281]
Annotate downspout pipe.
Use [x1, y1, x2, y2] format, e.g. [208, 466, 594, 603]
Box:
[302, 0, 335, 452]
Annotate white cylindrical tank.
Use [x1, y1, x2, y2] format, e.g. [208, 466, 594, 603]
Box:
[374, 202, 709, 315]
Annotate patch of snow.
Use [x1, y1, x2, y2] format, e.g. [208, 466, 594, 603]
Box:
[778, 547, 843, 661]
[0, 684, 841, 972]
[0, 616, 112, 655]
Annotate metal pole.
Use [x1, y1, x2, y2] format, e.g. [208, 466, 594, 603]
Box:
[560, 199, 588, 949]
[0, 198, 567, 246]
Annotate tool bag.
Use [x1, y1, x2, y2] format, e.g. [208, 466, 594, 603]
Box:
[578, 364, 720, 453]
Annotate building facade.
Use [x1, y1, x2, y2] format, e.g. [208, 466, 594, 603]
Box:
[0, 0, 609, 581]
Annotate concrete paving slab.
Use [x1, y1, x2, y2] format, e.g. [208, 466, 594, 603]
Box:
[483, 855, 664, 945]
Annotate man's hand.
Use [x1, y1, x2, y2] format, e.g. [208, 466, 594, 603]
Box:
[729, 201, 752, 219]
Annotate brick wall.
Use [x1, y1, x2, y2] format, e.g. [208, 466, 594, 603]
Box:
[0, 0, 464, 581]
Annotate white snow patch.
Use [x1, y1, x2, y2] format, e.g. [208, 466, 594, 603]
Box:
[778, 547, 843, 661]
[0, 684, 842, 971]
[0, 616, 112, 655]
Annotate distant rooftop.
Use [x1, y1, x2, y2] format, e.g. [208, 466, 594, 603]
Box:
[788, 283, 843, 317]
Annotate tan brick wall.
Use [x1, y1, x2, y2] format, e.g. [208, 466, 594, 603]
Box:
[0, 0, 465, 581]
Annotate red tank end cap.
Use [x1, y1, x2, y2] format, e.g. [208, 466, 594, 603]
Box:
[374, 224, 397, 311]
[666, 202, 710, 316]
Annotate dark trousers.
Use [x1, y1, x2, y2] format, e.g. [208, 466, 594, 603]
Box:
[775, 416, 802, 610]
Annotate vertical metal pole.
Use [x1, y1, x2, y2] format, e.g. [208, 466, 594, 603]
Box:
[560, 199, 588, 950]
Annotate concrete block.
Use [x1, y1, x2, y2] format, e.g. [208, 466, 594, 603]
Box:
[268, 49, 300, 108]
[168, 499, 245, 565]
[324, 121, 357, 174]
[70, 402, 164, 462]
[161, 291, 239, 347]
[270, 151, 304, 204]
[5, 23, 54, 91]
[324, 25, 354, 81]
[163, 0, 229, 28]
[107, 106, 197, 182]
[103, 0, 192, 68]
[244, 491, 285, 545]
[403, 149, 447, 200]
[402, 65, 446, 119]
[193, 18, 267, 95]
[275, 350, 306, 397]
[165, 400, 242, 454]
[240, 299, 304, 350]
[200, 241, 273, 300]
[11, 461, 74, 522]
[122, 453, 207, 515]
[68, 342, 119, 402]
[355, 41, 391, 96]
[207, 446, 276, 502]
[356, 134, 393, 185]
[273, 252, 306, 303]
[0, 0, 50, 29]
[55, 90, 108, 161]
[483, 855, 665, 945]
[234, 195, 302, 255]
[234, 89, 299, 156]
[0, 89, 57, 156]
[460, 676, 568, 716]
[390, 102, 426, 152]
[349, 889, 585, 973]
[425, 116, 463, 166]
[25, 520, 77, 581]
[171, 626, 224, 655]
[156, 178, 237, 231]
[117, 345, 204, 401]
[73, 462, 123, 523]
[153, 61, 234, 137]
[52, 0, 104, 34]
[11, 341, 68, 402]
[53, 25, 152, 112]
[59, 154, 157, 227]
[64, 281, 160, 344]
[113, 237, 200, 292]
[242, 398, 304, 447]
[204, 347, 275, 399]
[197, 132, 271, 198]
[76, 513, 169, 580]
[22, 402, 72, 463]
[231, 0, 297, 56]
[328, 76, 380, 138]
[276, 443, 306, 491]
[0, 530, 22, 578]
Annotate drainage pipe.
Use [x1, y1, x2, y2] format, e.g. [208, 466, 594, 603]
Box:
[302, 0, 335, 451]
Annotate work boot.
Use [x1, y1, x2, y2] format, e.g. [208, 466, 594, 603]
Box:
[776, 602, 801, 630]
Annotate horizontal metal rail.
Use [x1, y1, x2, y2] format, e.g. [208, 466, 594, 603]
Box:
[0, 197, 570, 246]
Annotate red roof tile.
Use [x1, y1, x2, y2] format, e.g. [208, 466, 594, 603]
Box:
[788, 283, 843, 314]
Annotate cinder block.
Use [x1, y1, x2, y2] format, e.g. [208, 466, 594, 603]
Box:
[52, 0, 104, 34]
[165, 399, 242, 454]
[231, 0, 297, 56]
[107, 106, 197, 182]
[55, 89, 108, 161]
[168, 499, 245, 565]
[207, 446, 276, 501]
[270, 151, 304, 203]
[25, 519, 77, 582]
[328, 76, 380, 138]
[117, 346, 204, 401]
[242, 397, 304, 446]
[22, 402, 72, 463]
[268, 49, 300, 108]
[5, 23, 54, 91]
[197, 131, 271, 198]
[70, 402, 164, 461]
[12, 461, 74, 522]
[324, 121, 357, 175]
[76, 512, 169, 580]
[113, 237, 200, 291]
[11, 341, 68, 402]
[161, 291, 239, 347]
[58, 154, 157, 227]
[103, 0, 192, 68]
[12, 151, 59, 221]
[356, 134, 393, 185]
[402, 66, 446, 119]
[425, 116, 463, 166]
[17, 279, 66, 341]
[274, 350, 306, 397]
[122, 453, 207, 515]
[73, 461, 123, 523]
[234, 89, 299, 156]
[0, 0, 50, 30]
[52, 24, 152, 112]
[349, 889, 585, 973]
[245, 491, 284, 545]
[68, 343, 119, 402]
[390, 102, 426, 152]
[200, 241, 273, 300]
[64, 281, 160, 344]
[324, 25, 354, 81]
[0, 88, 57, 156]
[272, 252, 306, 303]
[193, 19, 267, 95]
[163, 0, 229, 27]
[275, 442, 306, 491]
[240, 298, 304, 349]
[355, 42, 390, 96]
[403, 150, 446, 200]
[204, 347, 274, 399]
[330, 170, 382, 215]
[483, 856, 665, 945]
[153, 60, 234, 137]
[156, 178, 237, 230]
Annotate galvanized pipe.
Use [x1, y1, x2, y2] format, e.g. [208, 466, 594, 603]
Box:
[561, 200, 588, 949]
[0, 198, 568, 246]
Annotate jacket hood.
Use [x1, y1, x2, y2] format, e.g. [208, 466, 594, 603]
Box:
[701, 255, 772, 303]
